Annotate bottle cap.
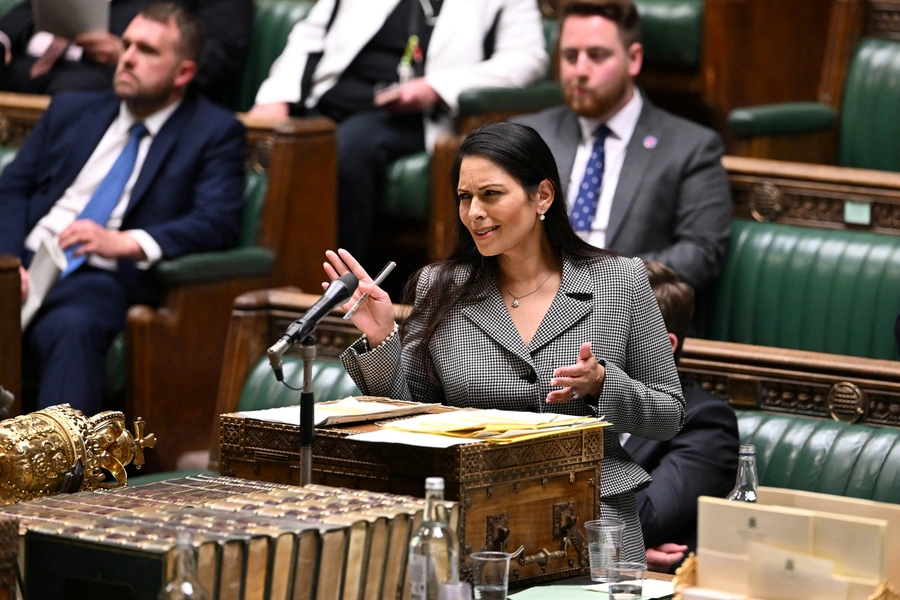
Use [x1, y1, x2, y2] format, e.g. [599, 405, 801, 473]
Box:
[425, 477, 445, 491]
[739, 444, 756, 456]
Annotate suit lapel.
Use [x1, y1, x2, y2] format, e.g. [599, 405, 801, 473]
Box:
[125, 96, 195, 218]
[460, 274, 533, 365]
[59, 101, 119, 192]
[554, 109, 581, 187]
[528, 255, 593, 353]
[605, 102, 658, 248]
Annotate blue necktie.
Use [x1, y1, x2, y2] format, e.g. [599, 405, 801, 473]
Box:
[569, 125, 610, 233]
[62, 122, 148, 278]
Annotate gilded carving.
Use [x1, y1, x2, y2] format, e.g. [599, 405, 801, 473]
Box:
[827, 381, 867, 423]
[748, 182, 784, 222]
[672, 553, 698, 598]
[868, 581, 900, 600]
[0, 404, 155, 505]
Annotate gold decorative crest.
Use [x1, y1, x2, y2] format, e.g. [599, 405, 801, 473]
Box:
[0, 404, 156, 505]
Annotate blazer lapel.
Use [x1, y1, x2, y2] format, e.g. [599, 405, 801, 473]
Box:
[528, 256, 593, 353]
[125, 97, 194, 218]
[460, 275, 533, 365]
[605, 101, 658, 248]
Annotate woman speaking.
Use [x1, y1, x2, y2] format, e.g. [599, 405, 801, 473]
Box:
[323, 122, 684, 563]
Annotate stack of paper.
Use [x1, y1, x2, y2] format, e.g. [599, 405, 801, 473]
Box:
[376, 408, 607, 444]
[239, 397, 440, 427]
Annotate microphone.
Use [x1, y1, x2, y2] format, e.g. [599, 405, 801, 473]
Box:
[267, 272, 359, 381]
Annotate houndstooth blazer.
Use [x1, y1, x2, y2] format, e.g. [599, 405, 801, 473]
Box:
[341, 253, 685, 498]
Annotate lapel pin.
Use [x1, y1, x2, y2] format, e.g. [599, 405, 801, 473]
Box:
[643, 135, 658, 149]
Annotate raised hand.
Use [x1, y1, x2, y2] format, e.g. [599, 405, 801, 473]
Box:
[546, 342, 606, 404]
[323, 249, 395, 346]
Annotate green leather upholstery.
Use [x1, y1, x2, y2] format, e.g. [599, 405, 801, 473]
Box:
[237, 355, 360, 412]
[737, 410, 900, 504]
[0, 0, 17, 18]
[728, 103, 837, 138]
[0, 146, 17, 171]
[839, 38, 900, 171]
[695, 219, 900, 360]
[636, 0, 704, 68]
[227, 0, 315, 112]
[383, 151, 431, 220]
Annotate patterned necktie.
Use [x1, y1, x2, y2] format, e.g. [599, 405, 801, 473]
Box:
[30, 36, 70, 79]
[569, 125, 610, 233]
[62, 122, 149, 278]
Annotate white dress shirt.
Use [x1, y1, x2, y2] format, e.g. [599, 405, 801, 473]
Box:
[566, 90, 643, 249]
[24, 99, 182, 271]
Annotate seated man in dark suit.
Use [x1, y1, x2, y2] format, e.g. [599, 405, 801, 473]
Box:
[514, 0, 732, 290]
[0, 0, 252, 101]
[624, 260, 740, 572]
[0, 3, 246, 415]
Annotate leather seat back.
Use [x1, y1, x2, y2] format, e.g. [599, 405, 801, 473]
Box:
[238, 355, 360, 412]
[695, 219, 900, 360]
[228, 0, 316, 112]
[636, 0, 703, 68]
[737, 410, 900, 504]
[839, 38, 900, 171]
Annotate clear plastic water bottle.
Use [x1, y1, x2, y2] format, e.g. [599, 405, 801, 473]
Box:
[158, 531, 209, 599]
[726, 444, 759, 503]
[409, 477, 460, 600]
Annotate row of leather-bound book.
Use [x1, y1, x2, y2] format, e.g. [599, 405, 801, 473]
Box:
[0, 474, 460, 600]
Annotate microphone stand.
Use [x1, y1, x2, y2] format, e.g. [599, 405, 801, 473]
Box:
[299, 335, 316, 486]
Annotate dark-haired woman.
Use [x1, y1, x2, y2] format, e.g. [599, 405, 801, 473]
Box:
[324, 122, 684, 563]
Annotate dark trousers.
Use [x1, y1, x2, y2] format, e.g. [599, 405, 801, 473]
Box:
[0, 57, 114, 94]
[303, 106, 425, 261]
[23, 267, 129, 416]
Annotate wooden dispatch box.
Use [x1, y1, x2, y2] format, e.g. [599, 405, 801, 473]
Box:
[218, 413, 603, 586]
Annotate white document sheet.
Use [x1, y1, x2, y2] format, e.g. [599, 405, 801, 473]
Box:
[345, 429, 479, 449]
[21, 237, 66, 330]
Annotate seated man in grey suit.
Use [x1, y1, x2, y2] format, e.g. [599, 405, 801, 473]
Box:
[514, 0, 732, 289]
[625, 260, 739, 571]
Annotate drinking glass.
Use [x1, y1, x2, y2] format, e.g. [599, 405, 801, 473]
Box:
[470, 551, 510, 600]
[584, 519, 624, 582]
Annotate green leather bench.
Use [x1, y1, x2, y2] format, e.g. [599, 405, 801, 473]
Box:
[694, 219, 900, 361]
[738, 410, 900, 504]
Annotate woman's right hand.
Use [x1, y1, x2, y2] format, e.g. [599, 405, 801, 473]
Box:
[323, 249, 396, 346]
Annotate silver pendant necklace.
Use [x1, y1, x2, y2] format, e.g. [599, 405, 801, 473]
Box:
[503, 272, 553, 308]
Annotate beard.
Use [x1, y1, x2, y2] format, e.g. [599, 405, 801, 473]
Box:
[563, 77, 631, 120]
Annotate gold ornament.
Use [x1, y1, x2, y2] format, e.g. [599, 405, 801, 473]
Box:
[0, 404, 156, 506]
[672, 552, 697, 599]
[869, 582, 900, 600]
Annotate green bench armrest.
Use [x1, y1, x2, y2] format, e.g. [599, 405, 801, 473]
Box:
[728, 103, 837, 138]
[153, 246, 274, 286]
[457, 81, 563, 116]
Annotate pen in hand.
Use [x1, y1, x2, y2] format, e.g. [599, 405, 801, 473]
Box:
[342, 261, 396, 320]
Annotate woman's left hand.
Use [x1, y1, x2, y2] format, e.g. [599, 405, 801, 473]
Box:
[547, 342, 605, 403]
